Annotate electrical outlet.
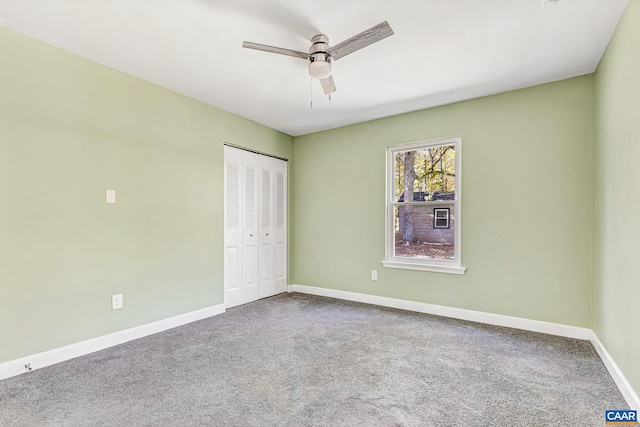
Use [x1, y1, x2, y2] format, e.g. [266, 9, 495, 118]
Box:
[112, 294, 123, 310]
[371, 270, 378, 281]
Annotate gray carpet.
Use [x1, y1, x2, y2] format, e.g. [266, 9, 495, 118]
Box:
[0, 293, 628, 426]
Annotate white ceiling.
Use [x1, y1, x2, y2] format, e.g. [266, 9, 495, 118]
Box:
[0, 0, 629, 136]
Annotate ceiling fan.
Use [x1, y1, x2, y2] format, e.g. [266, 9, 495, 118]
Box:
[242, 21, 394, 95]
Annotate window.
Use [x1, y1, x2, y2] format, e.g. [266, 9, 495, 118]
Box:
[433, 208, 450, 229]
[382, 137, 465, 274]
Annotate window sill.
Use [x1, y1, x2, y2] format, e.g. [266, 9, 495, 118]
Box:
[381, 260, 466, 275]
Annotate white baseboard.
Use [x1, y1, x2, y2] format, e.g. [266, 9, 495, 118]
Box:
[590, 331, 640, 410]
[0, 303, 226, 381]
[288, 284, 590, 339]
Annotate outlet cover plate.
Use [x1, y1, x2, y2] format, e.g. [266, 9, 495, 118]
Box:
[112, 294, 123, 310]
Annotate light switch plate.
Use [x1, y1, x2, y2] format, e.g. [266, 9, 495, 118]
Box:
[106, 189, 116, 204]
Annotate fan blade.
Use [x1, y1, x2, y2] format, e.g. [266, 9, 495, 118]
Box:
[327, 21, 394, 61]
[242, 41, 308, 60]
[319, 75, 337, 95]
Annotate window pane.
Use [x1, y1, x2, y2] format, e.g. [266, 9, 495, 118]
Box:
[393, 204, 455, 260]
[394, 145, 456, 202]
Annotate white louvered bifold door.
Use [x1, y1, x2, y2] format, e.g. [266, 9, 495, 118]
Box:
[224, 146, 287, 307]
[258, 155, 276, 298]
[273, 158, 287, 295]
[224, 146, 243, 308]
[241, 150, 260, 304]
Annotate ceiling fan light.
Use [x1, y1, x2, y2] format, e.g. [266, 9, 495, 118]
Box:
[309, 60, 331, 79]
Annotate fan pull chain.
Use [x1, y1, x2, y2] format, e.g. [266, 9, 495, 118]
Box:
[310, 77, 313, 109]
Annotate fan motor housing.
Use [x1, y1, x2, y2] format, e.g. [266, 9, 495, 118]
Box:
[308, 34, 332, 79]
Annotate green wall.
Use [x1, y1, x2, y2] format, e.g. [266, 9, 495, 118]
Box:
[0, 27, 293, 363]
[594, 0, 640, 399]
[293, 76, 595, 328]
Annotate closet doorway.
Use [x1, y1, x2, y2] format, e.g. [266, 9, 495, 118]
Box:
[224, 145, 287, 308]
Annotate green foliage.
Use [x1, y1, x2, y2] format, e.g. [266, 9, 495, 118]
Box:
[394, 144, 456, 201]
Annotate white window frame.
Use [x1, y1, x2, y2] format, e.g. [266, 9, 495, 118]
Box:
[382, 136, 466, 275]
